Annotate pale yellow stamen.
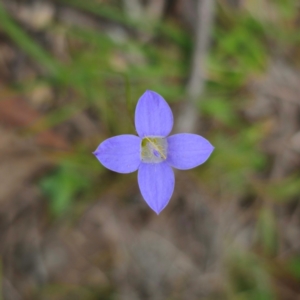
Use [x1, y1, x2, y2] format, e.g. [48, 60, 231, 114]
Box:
[141, 137, 167, 163]
[144, 137, 166, 160]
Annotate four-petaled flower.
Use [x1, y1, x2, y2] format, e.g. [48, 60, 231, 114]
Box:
[93, 90, 214, 214]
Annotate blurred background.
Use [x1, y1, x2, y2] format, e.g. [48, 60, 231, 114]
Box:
[1, 0, 300, 299]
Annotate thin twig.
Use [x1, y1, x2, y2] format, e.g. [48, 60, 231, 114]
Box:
[122, 0, 144, 21]
[177, 0, 216, 133]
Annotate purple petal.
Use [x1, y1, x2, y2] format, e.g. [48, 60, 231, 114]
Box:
[167, 134, 214, 170]
[138, 162, 174, 214]
[93, 135, 141, 173]
[135, 90, 173, 138]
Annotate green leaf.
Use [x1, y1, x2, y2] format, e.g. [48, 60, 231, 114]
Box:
[200, 97, 238, 126]
[288, 257, 300, 280]
[256, 208, 277, 255]
[40, 165, 90, 216]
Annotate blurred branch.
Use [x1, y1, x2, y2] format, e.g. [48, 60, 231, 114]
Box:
[122, 0, 165, 21]
[177, 0, 215, 132]
[122, 0, 144, 21]
[146, 0, 166, 20]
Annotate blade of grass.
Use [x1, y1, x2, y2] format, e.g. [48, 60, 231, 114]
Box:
[0, 3, 61, 75]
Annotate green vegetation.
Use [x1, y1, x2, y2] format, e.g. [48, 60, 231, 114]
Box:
[1, 0, 300, 298]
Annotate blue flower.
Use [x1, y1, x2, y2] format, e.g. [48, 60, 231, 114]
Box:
[93, 90, 214, 214]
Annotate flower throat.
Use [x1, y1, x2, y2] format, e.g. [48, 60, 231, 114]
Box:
[141, 137, 167, 163]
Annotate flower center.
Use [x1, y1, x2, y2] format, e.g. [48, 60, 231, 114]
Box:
[141, 137, 167, 163]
